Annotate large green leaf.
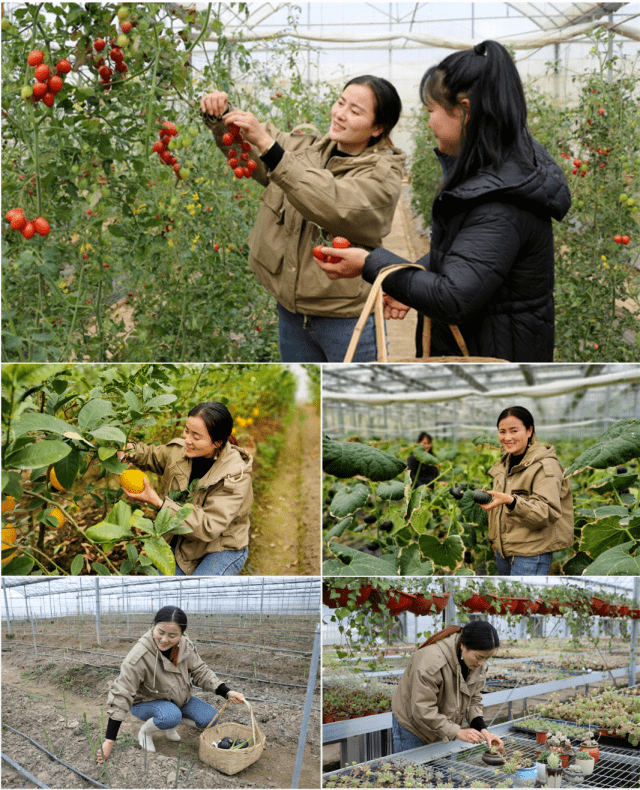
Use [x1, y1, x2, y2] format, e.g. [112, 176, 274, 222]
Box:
[1, 556, 35, 575]
[53, 449, 82, 490]
[70, 554, 85, 575]
[143, 537, 175, 576]
[145, 394, 177, 408]
[1, 364, 68, 394]
[565, 419, 640, 476]
[11, 412, 75, 437]
[329, 484, 370, 518]
[588, 473, 638, 494]
[418, 534, 465, 571]
[324, 517, 354, 541]
[77, 399, 113, 431]
[580, 512, 640, 559]
[323, 542, 401, 575]
[412, 445, 438, 465]
[582, 541, 640, 575]
[405, 500, 433, 535]
[4, 440, 71, 469]
[376, 481, 405, 500]
[85, 522, 134, 542]
[90, 425, 127, 443]
[458, 489, 489, 529]
[395, 544, 434, 575]
[323, 435, 406, 481]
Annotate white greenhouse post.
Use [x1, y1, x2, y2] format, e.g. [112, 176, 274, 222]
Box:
[2, 578, 13, 633]
[95, 577, 102, 646]
[630, 577, 639, 688]
[26, 594, 37, 657]
[291, 622, 320, 790]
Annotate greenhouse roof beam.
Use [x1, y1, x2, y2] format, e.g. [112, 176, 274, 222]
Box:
[506, 2, 626, 30]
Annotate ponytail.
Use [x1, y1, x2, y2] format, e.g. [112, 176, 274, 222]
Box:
[420, 39, 533, 191]
[417, 621, 499, 651]
[418, 624, 461, 649]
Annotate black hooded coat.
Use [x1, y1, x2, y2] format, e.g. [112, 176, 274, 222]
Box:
[362, 139, 571, 361]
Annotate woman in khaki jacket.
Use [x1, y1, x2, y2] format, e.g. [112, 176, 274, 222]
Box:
[118, 401, 253, 576]
[392, 622, 503, 752]
[97, 606, 245, 762]
[200, 76, 404, 362]
[480, 406, 574, 576]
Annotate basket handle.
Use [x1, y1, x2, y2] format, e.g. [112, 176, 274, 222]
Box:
[204, 698, 257, 745]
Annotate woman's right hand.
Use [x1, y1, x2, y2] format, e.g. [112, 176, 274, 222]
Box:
[200, 90, 229, 118]
[96, 739, 115, 763]
[116, 442, 136, 462]
[456, 728, 485, 744]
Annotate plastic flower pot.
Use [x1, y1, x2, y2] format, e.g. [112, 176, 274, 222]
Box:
[488, 594, 509, 615]
[322, 583, 372, 609]
[575, 752, 595, 776]
[590, 596, 611, 617]
[458, 593, 493, 613]
[630, 609, 640, 620]
[535, 761, 548, 783]
[536, 730, 548, 744]
[617, 605, 630, 617]
[560, 751, 572, 768]
[384, 589, 416, 614]
[408, 592, 451, 616]
[501, 597, 535, 616]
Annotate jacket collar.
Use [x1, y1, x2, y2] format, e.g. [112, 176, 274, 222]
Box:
[496, 439, 557, 472]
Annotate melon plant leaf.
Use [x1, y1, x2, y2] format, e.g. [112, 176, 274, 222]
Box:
[324, 517, 354, 541]
[377, 481, 405, 500]
[412, 445, 438, 465]
[4, 439, 71, 469]
[582, 541, 640, 575]
[565, 419, 640, 476]
[418, 533, 465, 571]
[396, 544, 435, 575]
[323, 542, 401, 575]
[323, 435, 405, 481]
[406, 500, 432, 535]
[561, 551, 593, 576]
[580, 513, 640, 559]
[588, 473, 638, 494]
[458, 489, 489, 529]
[473, 435, 501, 448]
[329, 484, 370, 518]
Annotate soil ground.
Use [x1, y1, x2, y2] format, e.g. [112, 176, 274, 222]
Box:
[246, 403, 321, 576]
[1, 623, 321, 790]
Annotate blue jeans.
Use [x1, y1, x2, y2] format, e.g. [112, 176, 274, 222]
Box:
[173, 547, 248, 576]
[392, 714, 425, 753]
[495, 551, 553, 576]
[131, 696, 218, 730]
[277, 303, 377, 362]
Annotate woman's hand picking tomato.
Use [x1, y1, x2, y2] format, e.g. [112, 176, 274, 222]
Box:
[315, 245, 368, 279]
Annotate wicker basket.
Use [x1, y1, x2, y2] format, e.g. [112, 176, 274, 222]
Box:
[199, 699, 266, 775]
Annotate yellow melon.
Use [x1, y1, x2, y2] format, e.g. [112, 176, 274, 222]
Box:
[119, 470, 149, 494]
[1, 526, 17, 564]
[2, 495, 16, 514]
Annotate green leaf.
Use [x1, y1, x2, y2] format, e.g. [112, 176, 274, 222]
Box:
[323, 542, 400, 575]
[90, 426, 127, 443]
[144, 394, 178, 408]
[126, 544, 139, 561]
[101, 500, 132, 527]
[458, 489, 489, 529]
[143, 537, 176, 576]
[98, 447, 118, 460]
[322, 435, 406, 481]
[561, 551, 593, 576]
[324, 517, 354, 541]
[77, 399, 113, 431]
[11, 412, 75, 437]
[99, 454, 128, 474]
[91, 562, 112, 575]
[580, 514, 640, 559]
[53, 450, 82, 491]
[396, 544, 434, 575]
[376, 481, 405, 500]
[582, 541, 640, 575]
[124, 391, 142, 412]
[85, 522, 134, 542]
[418, 534, 465, 571]
[329, 484, 370, 518]
[129, 511, 156, 534]
[70, 554, 85, 575]
[588, 473, 638, 494]
[1, 556, 35, 575]
[1, 364, 68, 395]
[565, 419, 640, 476]
[412, 445, 438, 465]
[4, 440, 71, 469]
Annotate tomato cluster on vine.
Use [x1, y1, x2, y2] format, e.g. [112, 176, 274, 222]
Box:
[23, 49, 71, 107]
[312, 236, 351, 263]
[5, 208, 50, 240]
[152, 121, 189, 180]
[221, 125, 258, 179]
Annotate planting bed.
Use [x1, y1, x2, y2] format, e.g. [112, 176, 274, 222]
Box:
[323, 730, 640, 788]
[1, 619, 321, 789]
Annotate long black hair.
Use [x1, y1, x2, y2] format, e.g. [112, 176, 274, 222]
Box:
[344, 75, 402, 145]
[420, 40, 533, 190]
[460, 620, 500, 651]
[188, 401, 236, 445]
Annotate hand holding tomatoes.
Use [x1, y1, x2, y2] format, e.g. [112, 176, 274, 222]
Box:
[200, 89, 229, 119]
[315, 240, 368, 280]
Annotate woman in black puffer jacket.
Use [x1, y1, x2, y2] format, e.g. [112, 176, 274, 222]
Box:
[316, 40, 571, 362]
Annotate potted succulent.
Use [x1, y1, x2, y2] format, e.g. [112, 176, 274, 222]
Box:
[535, 749, 552, 783]
[502, 751, 536, 788]
[535, 727, 548, 745]
[575, 748, 595, 776]
[563, 762, 585, 786]
[546, 752, 563, 788]
[579, 732, 600, 765]
[482, 744, 505, 766]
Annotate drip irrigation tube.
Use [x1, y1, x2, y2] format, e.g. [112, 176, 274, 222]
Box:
[1, 753, 49, 788]
[1, 724, 110, 789]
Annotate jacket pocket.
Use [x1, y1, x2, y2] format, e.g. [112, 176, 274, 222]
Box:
[248, 187, 286, 275]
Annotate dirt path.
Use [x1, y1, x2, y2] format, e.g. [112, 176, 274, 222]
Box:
[247, 404, 321, 576]
[1, 633, 320, 790]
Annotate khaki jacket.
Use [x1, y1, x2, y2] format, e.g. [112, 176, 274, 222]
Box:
[488, 440, 574, 559]
[106, 629, 223, 721]
[205, 117, 405, 317]
[131, 439, 253, 574]
[392, 632, 486, 744]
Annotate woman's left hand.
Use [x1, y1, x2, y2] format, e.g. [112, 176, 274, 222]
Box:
[482, 729, 504, 752]
[227, 691, 245, 705]
[315, 246, 368, 279]
[478, 490, 514, 511]
[123, 478, 163, 509]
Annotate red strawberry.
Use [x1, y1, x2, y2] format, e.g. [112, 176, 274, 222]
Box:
[56, 58, 72, 74]
[27, 49, 44, 67]
[34, 217, 50, 236]
[34, 63, 50, 82]
[162, 121, 177, 136]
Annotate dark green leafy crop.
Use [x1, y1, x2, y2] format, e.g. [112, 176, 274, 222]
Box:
[323, 434, 406, 481]
[565, 419, 640, 477]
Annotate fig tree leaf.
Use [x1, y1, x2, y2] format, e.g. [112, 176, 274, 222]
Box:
[582, 541, 640, 575]
[323, 435, 406, 481]
[329, 484, 370, 518]
[377, 481, 405, 500]
[565, 419, 640, 477]
[418, 534, 465, 571]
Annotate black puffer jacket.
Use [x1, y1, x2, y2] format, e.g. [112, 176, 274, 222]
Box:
[363, 139, 571, 361]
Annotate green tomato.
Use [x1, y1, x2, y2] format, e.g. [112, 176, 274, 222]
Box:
[117, 34, 129, 47]
[117, 6, 129, 20]
[576, 200, 585, 208]
[79, 178, 89, 189]
[627, 199, 635, 207]
[619, 193, 628, 202]
[181, 135, 192, 148]
[168, 139, 176, 151]
[179, 168, 190, 179]
[102, 186, 110, 198]
[188, 125, 198, 137]
[71, 164, 80, 174]
[1, 18, 12, 31]
[21, 85, 33, 99]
